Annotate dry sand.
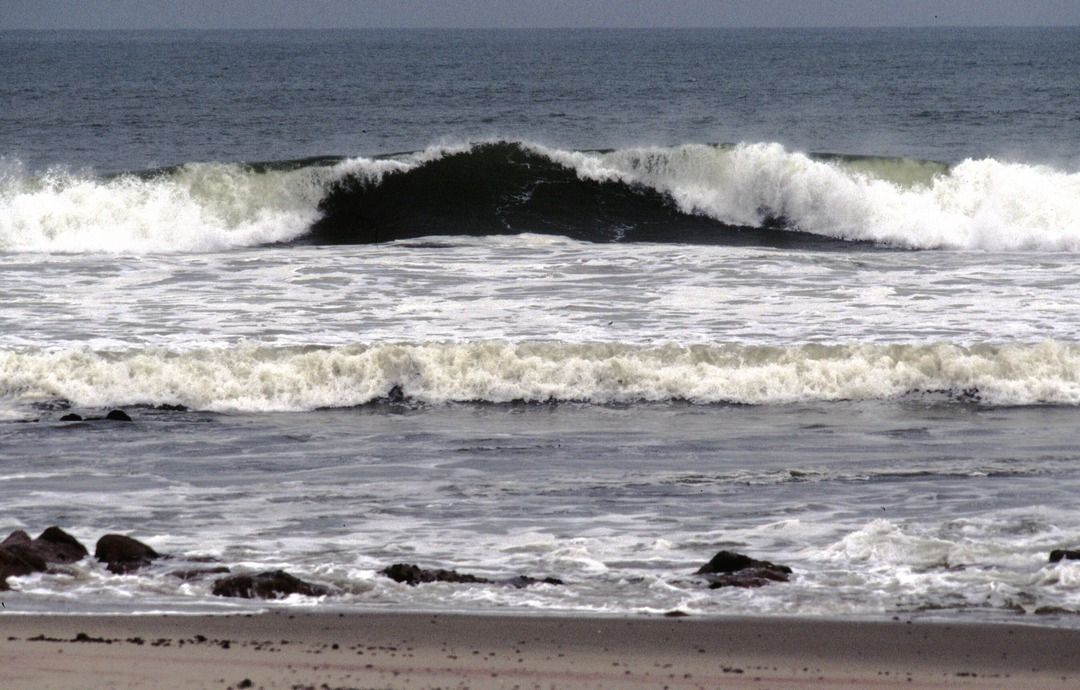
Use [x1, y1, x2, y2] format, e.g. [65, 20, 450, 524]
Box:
[1, 611, 1078, 689]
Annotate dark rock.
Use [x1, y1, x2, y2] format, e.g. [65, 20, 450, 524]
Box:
[169, 566, 231, 581]
[697, 550, 792, 575]
[31, 526, 89, 564]
[95, 534, 161, 574]
[385, 384, 406, 403]
[59, 413, 83, 422]
[380, 563, 490, 586]
[1050, 549, 1080, 563]
[155, 404, 188, 412]
[697, 550, 792, 589]
[0, 543, 48, 590]
[502, 575, 565, 589]
[211, 570, 329, 599]
[105, 409, 132, 422]
[1, 530, 31, 547]
[705, 567, 793, 589]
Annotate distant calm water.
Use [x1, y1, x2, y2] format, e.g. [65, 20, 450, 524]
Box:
[2, 29, 1080, 624]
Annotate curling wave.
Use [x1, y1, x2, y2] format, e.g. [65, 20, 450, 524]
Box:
[3, 340, 1080, 412]
[3, 141, 1080, 252]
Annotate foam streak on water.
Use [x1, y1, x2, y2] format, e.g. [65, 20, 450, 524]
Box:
[1, 403, 1079, 623]
[1, 241, 1079, 352]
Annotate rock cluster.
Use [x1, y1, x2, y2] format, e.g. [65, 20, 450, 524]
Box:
[58, 409, 133, 423]
[0, 525, 330, 600]
[1, 527, 89, 590]
[1, 528, 167, 588]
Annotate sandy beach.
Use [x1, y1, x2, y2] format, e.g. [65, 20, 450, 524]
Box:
[1, 612, 1078, 689]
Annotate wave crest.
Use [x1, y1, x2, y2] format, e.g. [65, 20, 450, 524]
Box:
[3, 341, 1079, 412]
[3, 141, 1080, 252]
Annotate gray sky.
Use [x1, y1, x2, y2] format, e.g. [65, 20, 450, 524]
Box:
[4, 0, 1080, 29]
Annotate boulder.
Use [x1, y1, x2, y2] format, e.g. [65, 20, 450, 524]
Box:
[380, 563, 490, 586]
[32, 526, 89, 564]
[211, 570, 329, 599]
[1, 527, 90, 590]
[1050, 549, 1080, 563]
[60, 413, 83, 422]
[0, 543, 48, 590]
[697, 550, 792, 589]
[1, 530, 31, 547]
[105, 410, 132, 422]
[95, 534, 161, 574]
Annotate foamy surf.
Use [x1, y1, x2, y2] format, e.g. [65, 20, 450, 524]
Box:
[3, 340, 1080, 412]
[0, 159, 329, 253]
[543, 142, 1080, 250]
[4, 141, 1080, 253]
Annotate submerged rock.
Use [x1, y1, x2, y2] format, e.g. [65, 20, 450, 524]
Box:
[502, 574, 565, 589]
[105, 409, 132, 422]
[211, 570, 329, 599]
[59, 413, 83, 422]
[381, 563, 490, 586]
[169, 566, 231, 581]
[1050, 549, 1080, 563]
[95, 534, 161, 574]
[697, 550, 792, 589]
[380, 563, 563, 588]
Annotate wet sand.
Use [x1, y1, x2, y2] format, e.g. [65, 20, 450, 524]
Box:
[1, 611, 1079, 689]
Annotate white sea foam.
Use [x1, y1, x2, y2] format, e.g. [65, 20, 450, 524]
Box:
[3, 340, 1080, 412]
[3, 142, 1080, 253]
[0, 144, 473, 253]
[0, 160, 324, 253]
[539, 142, 1080, 250]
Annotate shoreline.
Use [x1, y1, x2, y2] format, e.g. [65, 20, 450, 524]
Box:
[2, 611, 1079, 689]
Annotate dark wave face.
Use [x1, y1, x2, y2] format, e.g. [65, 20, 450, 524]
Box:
[3, 139, 1076, 254]
[308, 142, 852, 248]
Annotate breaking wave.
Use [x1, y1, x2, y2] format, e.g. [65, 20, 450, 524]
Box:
[2, 141, 1080, 252]
[3, 340, 1080, 412]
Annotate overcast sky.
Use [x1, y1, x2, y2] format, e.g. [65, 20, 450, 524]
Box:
[4, 0, 1080, 30]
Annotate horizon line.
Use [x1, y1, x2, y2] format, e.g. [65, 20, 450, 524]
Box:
[4, 24, 1079, 31]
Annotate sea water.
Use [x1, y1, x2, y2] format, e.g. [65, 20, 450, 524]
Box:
[1, 28, 1079, 624]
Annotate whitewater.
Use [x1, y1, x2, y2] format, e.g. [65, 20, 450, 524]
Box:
[3, 142, 1080, 253]
[3, 27, 1080, 626]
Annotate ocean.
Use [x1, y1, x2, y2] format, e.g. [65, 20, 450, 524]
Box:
[1, 28, 1079, 624]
